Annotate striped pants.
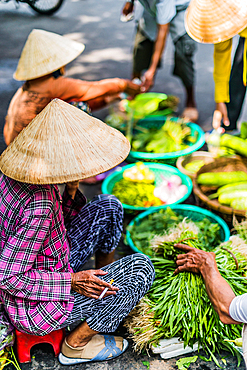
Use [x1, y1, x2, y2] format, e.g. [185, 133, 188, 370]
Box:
[61, 194, 155, 333]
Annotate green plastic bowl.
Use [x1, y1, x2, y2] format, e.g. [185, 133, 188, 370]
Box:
[126, 204, 230, 254]
[101, 163, 193, 211]
[127, 116, 205, 166]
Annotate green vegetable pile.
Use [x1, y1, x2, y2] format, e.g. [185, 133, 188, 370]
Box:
[132, 118, 196, 154]
[125, 223, 247, 367]
[184, 159, 205, 173]
[127, 95, 179, 120]
[198, 172, 247, 210]
[112, 179, 163, 208]
[127, 208, 222, 256]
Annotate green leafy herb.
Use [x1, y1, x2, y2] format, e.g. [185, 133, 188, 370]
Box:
[142, 360, 150, 369]
[125, 225, 247, 367]
[176, 356, 198, 370]
[132, 118, 192, 154]
[127, 208, 222, 255]
[112, 179, 162, 208]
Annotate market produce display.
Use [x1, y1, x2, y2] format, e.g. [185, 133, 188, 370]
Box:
[105, 93, 179, 132]
[126, 94, 180, 119]
[220, 134, 247, 157]
[197, 171, 247, 187]
[183, 159, 205, 173]
[111, 164, 189, 208]
[126, 207, 222, 256]
[131, 118, 195, 154]
[0, 308, 20, 370]
[197, 171, 247, 211]
[125, 220, 247, 367]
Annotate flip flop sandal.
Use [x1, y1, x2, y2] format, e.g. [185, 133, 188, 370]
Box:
[58, 334, 128, 365]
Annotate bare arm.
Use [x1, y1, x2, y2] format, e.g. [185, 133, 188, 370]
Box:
[175, 243, 240, 325]
[142, 23, 169, 91]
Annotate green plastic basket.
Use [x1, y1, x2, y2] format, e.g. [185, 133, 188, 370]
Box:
[126, 204, 230, 254]
[127, 116, 205, 166]
[101, 163, 193, 211]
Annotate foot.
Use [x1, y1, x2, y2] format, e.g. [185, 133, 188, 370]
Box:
[58, 334, 128, 364]
[181, 107, 199, 123]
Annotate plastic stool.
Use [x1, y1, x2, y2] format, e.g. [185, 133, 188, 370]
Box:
[15, 328, 65, 363]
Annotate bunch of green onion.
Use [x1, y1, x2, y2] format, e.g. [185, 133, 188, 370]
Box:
[125, 226, 247, 367]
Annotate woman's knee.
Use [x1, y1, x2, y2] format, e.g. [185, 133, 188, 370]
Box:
[93, 194, 123, 216]
[132, 253, 155, 285]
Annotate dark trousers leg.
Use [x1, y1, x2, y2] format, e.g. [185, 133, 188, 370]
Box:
[226, 37, 247, 130]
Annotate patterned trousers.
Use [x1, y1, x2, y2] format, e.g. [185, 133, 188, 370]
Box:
[61, 194, 155, 333]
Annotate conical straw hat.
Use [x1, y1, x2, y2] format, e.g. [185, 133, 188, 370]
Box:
[185, 0, 247, 44]
[14, 29, 85, 81]
[0, 99, 130, 184]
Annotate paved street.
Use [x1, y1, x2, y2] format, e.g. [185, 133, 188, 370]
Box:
[0, 0, 247, 368]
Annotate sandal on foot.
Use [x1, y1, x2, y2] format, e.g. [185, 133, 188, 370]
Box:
[181, 107, 199, 123]
[58, 334, 128, 365]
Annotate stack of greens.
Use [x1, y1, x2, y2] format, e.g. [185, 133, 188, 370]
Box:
[125, 222, 247, 367]
[127, 208, 222, 256]
[132, 119, 195, 154]
[112, 179, 163, 208]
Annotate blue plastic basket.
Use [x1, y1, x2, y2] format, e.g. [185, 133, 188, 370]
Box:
[127, 116, 205, 166]
[126, 204, 230, 254]
[101, 163, 192, 212]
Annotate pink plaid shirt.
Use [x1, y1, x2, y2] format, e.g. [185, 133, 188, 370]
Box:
[0, 175, 86, 335]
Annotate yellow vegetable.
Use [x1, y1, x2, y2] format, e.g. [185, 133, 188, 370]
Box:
[123, 162, 155, 183]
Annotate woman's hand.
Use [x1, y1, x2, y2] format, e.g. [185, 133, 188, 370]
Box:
[212, 103, 229, 129]
[141, 69, 155, 92]
[71, 270, 119, 299]
[124, 80, 141, 96]
[122, 1, 134, 16]
[174, 243, 217, 275]
[66, 180, 79, 200]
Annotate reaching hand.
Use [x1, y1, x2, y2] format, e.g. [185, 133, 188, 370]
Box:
[124, 80, 141, 96]
[122, 1, 134, 16]
[141, 69, 155, 92]
[71, 270, 119, 299]
[212, 103, 229, 129]
[174, 243, 217, 275]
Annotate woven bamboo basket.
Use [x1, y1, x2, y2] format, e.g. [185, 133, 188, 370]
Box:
[193, 157, 247, 226]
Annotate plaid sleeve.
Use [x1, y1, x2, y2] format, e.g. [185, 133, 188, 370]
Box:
[62, 186, 87, 227]
[0, 194, 72, 302]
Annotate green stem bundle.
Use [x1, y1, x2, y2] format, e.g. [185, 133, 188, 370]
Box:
[125, 226, 247, 367]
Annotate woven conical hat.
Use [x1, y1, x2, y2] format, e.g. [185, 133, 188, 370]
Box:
[14, 29, 85, 81]
[0, 99, 130, 184]
[185, 0, 247, 44]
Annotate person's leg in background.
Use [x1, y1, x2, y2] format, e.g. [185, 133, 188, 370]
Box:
[132, 26, 155, 80]
[169, 5, 198, 122]
[225, 37, 247, 131]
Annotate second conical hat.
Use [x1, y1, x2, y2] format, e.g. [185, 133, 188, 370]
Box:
[185, 0, 247, 44]
[0, 99, 130, 184]
[14, 29, 85, 81]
